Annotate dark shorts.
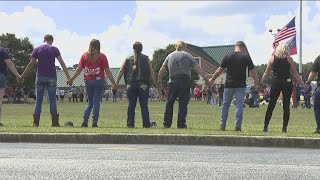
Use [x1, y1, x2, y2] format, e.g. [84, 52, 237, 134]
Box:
[0, 73, 6, 88]
[60, 95, 65, 98]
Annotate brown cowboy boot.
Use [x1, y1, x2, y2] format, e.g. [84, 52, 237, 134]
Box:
[51, 113, 60, 127]
[33, 114, 40, 127]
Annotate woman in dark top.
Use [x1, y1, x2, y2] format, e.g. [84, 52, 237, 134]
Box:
[116, 42, 157, 128]
[260, 44, 305, 133]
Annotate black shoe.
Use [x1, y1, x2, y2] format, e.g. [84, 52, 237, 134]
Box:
[177, 124, 187, 129]
[92, 123, 98, 128]
[263, 126, 268, 132]
[0, 123, 3, 126]
[81, 123, 88, 128]
[127, 125, 135, 128]
[151, 121, 157, 127]
[234, 127, 242, 132]
[220, 126, 226, 131]
[282, 127, 287, 133]
[164, 125, 171, 129]
[313, 129, 320, 134]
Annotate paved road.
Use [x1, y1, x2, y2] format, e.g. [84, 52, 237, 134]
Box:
[0, 143, 319, 180]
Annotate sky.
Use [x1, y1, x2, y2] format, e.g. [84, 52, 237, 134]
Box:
[0, 1, 319, 68]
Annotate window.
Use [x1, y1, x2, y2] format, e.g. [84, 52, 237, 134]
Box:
[194, 57, 201, 67]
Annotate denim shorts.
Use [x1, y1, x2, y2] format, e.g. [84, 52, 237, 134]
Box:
[0, 73, 6, 88]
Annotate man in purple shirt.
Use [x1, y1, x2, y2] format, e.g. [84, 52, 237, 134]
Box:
[0, 47, 21, 126]
[21, 35, 70, 127]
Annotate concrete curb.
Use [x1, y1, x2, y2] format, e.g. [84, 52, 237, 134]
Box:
[0, 133, 319, 149]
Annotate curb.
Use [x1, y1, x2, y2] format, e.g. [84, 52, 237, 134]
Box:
[0, 133, 319, 149]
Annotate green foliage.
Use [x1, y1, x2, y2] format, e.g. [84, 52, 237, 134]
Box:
[0, 33, 34, 88]
[151, 44, 199, 86]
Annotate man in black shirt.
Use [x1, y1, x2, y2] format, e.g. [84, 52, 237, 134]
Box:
[208, 41, 259, 131]
[305, 54, 320, 134]
[0, 47, 21, 126]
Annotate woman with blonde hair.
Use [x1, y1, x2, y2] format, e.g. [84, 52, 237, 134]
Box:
[260, 43, 305, 133]
[68, 39, 117, 127]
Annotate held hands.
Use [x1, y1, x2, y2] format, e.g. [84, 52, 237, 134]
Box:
[67, 78, 73, 86]
[16, 75, 24, 84]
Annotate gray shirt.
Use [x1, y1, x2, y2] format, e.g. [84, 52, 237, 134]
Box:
[163, 50, 197, 79]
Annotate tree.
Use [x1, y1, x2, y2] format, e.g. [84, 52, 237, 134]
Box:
[0, 33, 34, 88]
[151, 44, 199, 87]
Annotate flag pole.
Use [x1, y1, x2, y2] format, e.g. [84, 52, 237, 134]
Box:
[299, 0, 302, 74]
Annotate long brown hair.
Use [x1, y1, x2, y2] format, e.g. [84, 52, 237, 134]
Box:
[88, 39, 100, 61]
[133, 42, 143, 70]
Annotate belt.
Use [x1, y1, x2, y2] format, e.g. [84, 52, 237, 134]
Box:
[171, 74, 190, 80]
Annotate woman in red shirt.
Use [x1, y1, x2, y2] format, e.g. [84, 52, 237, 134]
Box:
[68, 39, 117, 127]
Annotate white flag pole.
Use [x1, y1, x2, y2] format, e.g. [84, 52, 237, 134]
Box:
[299, 0, 302, 74]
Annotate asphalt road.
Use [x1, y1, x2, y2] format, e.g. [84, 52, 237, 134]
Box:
[0, 143, 319, 180]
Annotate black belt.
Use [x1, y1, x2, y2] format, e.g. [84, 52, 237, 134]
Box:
[171, 74, 190, 80]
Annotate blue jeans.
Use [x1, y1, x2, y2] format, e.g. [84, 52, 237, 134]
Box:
[221, 88, 246, 129]
[313, 88, 320, 130]
[127, 82, 151, 127]
[207, 94, 212, 105]
[34, 76, 57, 114]
[83, 79, 105, 124]
[164, 76, 191, 127]
[0, 73, 6, 88]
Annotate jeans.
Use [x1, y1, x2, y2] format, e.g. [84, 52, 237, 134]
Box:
[126, 82, 151, 127]
[313, 88, 320, 130]
[105, 93, 109, 102]
[218, 92, 224, 106]
[207, 94, 212, 105]
[264, 83, 292, 128]
[304, 94, 311, 109]
[79, 94, 84, 102]
[83, 79, 105, 124]
[0, 73, 6, 88]
[34, 76, 57, 115]
[72, 94, 78, 102]
[164, 76, 190, 127]
[112, 94, 117, 102]
[221, 88, 246, 129]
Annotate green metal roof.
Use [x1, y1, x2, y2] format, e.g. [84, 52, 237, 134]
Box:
[186, 43, 235, 66]
[56, 68, 125, 88]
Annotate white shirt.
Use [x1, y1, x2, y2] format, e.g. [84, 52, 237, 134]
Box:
[60, 90, 65, 96]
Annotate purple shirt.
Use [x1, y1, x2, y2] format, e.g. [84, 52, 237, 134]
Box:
[32, 44, 61, 78]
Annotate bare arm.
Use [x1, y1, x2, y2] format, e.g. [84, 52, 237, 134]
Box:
[288, 56, 304, 86]
[105, 68, 116, 85]
[250, 69, 259, 85]
[158, 65, 167, 83]
[4, 59, 20, 77]
[21, 58, 37, 78]
[116, 60, 126, 84]
[193, 64, 206, 79]
[57, 55, 70, 80]
[260, 57, 273, 85]
[305, 71, 317, 84]
[208, 67, 225, 85]
[148, 59, 157, 84]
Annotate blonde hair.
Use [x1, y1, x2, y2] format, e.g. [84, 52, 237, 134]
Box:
[275, 43, 289, 58]
[175, 41, 186, 51]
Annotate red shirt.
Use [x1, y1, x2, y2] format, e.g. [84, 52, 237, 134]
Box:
[79, 52, 109, 81]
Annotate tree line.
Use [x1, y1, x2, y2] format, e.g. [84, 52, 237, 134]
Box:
[0, 33, 316, 89]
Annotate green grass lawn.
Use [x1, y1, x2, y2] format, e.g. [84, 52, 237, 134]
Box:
[1, 99, 319, 138]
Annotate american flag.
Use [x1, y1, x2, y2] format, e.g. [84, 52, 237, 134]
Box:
[273, 17, 296, 49]
[286, 35, 297, 55]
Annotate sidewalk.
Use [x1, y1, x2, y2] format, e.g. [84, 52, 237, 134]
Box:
[0, 133, 319, 149]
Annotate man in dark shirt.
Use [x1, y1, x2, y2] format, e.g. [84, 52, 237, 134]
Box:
[0, 47, 21, 126]
[208, 41, 259, 131]
[305, 54, 320, 134]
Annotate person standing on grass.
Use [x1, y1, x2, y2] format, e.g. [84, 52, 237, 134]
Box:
[304, 85, 312, 109]
[56, 88, 60, 102]
[158, 41, 208, 129]
[116, 41, 157, 128]
[79, 84, 85, 102]
[105, 88, 110, 102]
[71, 85, 78, 102]
[112, 88, 117, 102]
[0, 47, 21, 126]
[260, 43, 305, 133]
[218, 78, 225, 106]
[59, 89, 65, 102]
[68, 39, 117, 128]
[304, 53, 320, 134]
[208, 41, 259, 132]
[20, 34, 70, 127]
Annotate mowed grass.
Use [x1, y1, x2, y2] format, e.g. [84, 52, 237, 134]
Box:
[1, 99, 319, 138]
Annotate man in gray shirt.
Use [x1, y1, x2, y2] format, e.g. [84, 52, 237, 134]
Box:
[158, 41, 208, 128]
